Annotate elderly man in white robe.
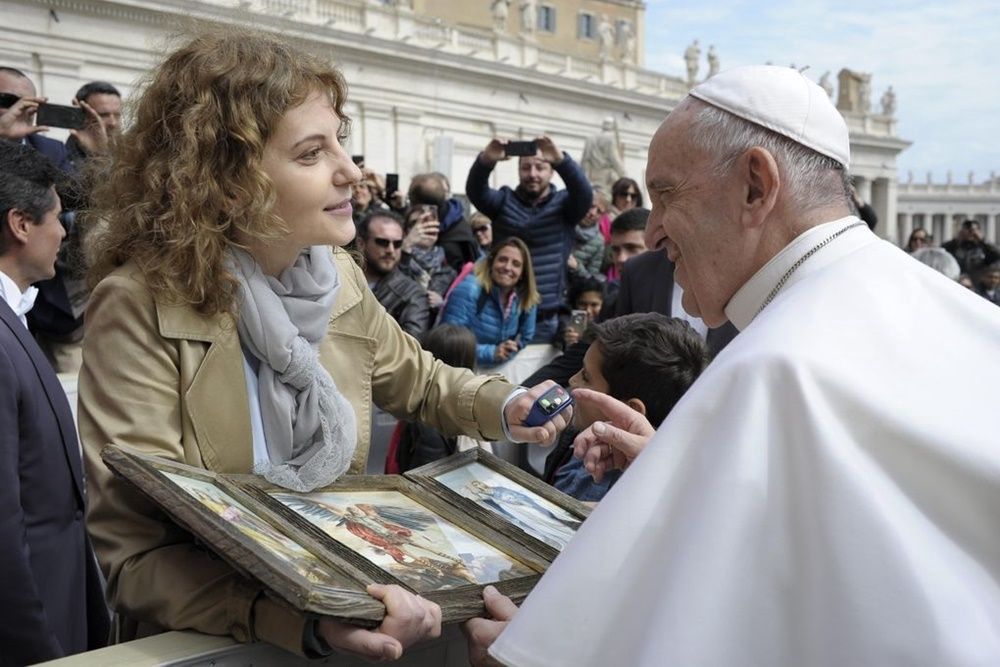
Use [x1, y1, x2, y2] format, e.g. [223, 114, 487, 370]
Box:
[463, 65, 1000, 666]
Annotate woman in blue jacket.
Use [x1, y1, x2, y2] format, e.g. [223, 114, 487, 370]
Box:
[441, 237, 540, 367]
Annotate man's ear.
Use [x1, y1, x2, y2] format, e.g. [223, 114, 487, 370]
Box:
[625, 397, 647, 417]
[739, 146, 780, 229]
[4, 208, 33, 246]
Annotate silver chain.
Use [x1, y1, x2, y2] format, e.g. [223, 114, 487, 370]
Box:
[756, 221, 867, 316]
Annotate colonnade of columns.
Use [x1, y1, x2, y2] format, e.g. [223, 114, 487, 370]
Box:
[896, 212, 1000, 246]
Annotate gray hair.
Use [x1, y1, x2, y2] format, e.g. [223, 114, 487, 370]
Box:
[686, 102, 852, 212]
[911, 247, 961, 281]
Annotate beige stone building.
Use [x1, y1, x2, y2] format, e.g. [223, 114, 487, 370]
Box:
[417, 0, 645, 65]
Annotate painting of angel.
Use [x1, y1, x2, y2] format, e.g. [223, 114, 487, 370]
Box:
[271, 490, 534, 592]
[161, 472, 347, 588]
[434, 462, 582, 549]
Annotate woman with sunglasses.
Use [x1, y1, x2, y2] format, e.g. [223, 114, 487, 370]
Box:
[610, 177, 644, 216]
[78, 29, 567, 661]
[440, 237, 540, 367]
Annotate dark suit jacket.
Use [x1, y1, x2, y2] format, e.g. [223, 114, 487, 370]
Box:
[0, 300, 109, 664]
[612, 250, 738, 357]
[26, 133, 73, 173]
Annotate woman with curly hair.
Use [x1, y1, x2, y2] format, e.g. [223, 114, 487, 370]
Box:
[79, 29, 567, 660]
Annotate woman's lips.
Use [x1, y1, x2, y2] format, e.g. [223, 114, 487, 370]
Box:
[325, 200, 352, 215]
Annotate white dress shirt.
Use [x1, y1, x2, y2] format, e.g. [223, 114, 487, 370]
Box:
[0, 269, 38, 329]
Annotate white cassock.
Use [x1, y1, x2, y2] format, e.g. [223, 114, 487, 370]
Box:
[491, 216, 1000, 666]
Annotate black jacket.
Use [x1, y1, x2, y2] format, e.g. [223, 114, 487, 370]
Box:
[370, 268, 430, 338]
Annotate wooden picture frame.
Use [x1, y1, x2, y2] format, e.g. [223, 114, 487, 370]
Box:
[405, 448, 591, 561]
[102, 445, 551, 625]
[101, 446, 384, 624]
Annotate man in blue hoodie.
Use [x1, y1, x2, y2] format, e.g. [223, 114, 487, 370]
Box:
[466, 136, 592, 343]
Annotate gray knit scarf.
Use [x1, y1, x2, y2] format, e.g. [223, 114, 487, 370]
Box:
[229, 245, 357, 492]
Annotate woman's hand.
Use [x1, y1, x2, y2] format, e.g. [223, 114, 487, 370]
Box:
[505, 380, 573, 445]
[317, 584, 441, 661]
[493, 339, 519, 362]
[563, 328, 580, 347]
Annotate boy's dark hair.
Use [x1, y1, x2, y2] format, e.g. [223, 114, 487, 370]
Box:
[419, 324, 476, 371]
[0, 140, 60, 254]
[594, 313, 709, 427]
[610, 207, 649, 235]
[569, 276, 604, 305]
[357, 209, 405, 239]
[74, 80, 121, 104]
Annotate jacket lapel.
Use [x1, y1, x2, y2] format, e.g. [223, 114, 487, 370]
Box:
[0, 300, 85, 504]
[156, 302, 252, 473]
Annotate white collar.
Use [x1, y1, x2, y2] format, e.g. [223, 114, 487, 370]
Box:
[725, 216, 874, 331]
[0, 270, 38, 328]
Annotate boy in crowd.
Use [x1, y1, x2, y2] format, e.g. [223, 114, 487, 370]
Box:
[542, 313, 710, 501]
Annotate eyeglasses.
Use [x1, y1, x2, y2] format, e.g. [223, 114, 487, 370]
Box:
[473, 226, 491, 234]
[623, 191, 639, 200]
[372, 238, 403, 249]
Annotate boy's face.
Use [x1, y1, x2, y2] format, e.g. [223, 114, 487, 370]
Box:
[609, 229, 646, 274]
[568, 343, 610, 430]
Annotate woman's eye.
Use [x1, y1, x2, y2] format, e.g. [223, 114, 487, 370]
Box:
[300, 147, 322, 161]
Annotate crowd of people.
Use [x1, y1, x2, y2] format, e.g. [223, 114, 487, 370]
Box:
[1, 26, 998, 667]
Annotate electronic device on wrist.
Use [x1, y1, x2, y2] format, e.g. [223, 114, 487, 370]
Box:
[523, 385, 574, 427]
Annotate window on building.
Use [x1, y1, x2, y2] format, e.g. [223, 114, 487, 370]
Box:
[578, 13, 596, 39]
[538, 5, 556, 33]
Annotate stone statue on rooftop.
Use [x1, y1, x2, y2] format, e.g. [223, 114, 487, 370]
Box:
[598, 15, 614, 60]
[819, 71, 834, 98]
[707, 45, 719, 78]
[621, 21, 636, 64]
[491, 0, 510, 32]
[880, 86, 896, 116]
[519, 0, 536, 34]
[684, 40, 700, 85]
[582, 117, 626, 195]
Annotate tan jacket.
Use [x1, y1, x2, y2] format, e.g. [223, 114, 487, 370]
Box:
[78, 248, 514, 655]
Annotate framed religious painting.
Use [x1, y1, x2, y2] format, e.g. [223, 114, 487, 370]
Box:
[104, 446, 561, 624]
[101, 445, 384, 624]
[234, 474, 549, 623]
[405, 449, 591, 560]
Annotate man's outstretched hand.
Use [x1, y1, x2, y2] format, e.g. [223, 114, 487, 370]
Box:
[463, 585, 518, 667]
[572, 388, 655, 482]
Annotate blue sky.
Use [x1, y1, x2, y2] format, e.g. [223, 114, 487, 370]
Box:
[642, 0, 1000, 183]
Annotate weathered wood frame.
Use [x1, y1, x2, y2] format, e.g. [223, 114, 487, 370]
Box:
[405, 448, 591, 560]
[102, 445, 553, 625]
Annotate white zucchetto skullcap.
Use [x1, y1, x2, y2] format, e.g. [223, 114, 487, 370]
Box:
[689, 65, 851, 168]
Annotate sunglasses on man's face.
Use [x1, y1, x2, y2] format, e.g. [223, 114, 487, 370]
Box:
[372, 238, 403, 249]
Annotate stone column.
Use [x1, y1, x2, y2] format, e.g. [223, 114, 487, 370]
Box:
[392, 106, 424, 182]
[358, 103, 395, 173]
[870, 177, 896, 241]
[855, 176, 872, 203]
[898, 212, 912, 246]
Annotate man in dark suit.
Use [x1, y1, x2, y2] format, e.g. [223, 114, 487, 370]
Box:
[0, 140, 109, 664]
[612, 249, 738, 357]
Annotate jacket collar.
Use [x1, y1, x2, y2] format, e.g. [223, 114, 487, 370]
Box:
[150, 246, 363, 473]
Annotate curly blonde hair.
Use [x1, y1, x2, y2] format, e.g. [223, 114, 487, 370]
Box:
[88, 29, 350, 315]
[474, 237, 541, 310]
